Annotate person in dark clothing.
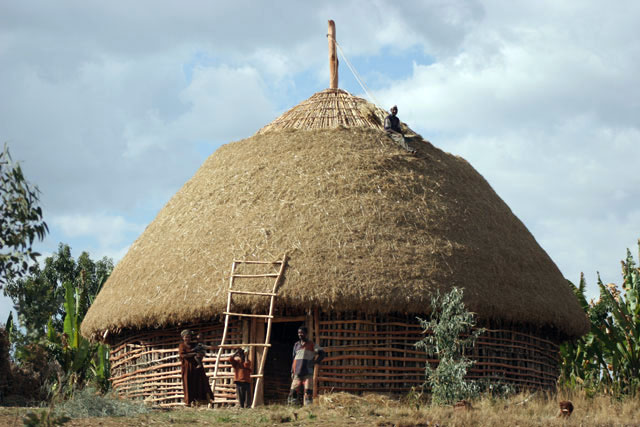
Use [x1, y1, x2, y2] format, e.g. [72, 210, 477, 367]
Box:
[287, 326, 326, 406]
[384, 105, 416, 154]
[178, 329, 215, 407]
[192, 331, 208, 369]
[228, 348, 252, 408]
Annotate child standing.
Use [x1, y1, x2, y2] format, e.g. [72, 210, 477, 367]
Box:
[228, 348, 252, 408]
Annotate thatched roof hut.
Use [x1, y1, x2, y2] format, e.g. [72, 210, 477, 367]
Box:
[82, 86, 587, 340]
[81, 22, 588, 406]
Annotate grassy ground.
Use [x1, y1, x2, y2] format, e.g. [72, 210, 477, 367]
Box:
[1, 390, 639, 426]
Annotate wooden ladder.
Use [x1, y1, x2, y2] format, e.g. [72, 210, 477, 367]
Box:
[211, 255, 288, 408]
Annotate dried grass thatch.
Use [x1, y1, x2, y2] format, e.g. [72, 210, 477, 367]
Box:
[256, 88, 411, 134]
[81, 90, 589, 341]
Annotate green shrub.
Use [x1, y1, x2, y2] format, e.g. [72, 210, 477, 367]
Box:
[53, 387, 149, 419]
[415, 287, 484, 405]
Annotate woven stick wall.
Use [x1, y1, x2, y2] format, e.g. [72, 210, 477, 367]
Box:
[315, 312, 559, 393]
[108, 311, 560, 406]
[110, 320, 243, 407]
[467, 328, 559, 388]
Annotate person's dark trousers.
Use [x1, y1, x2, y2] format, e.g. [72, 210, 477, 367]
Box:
[235, 381, 251, 408]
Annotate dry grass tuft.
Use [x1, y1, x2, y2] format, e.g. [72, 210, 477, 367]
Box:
[1, 390, 639, 426]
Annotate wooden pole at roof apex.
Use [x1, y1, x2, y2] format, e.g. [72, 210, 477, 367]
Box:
[328, 20, 338, 89]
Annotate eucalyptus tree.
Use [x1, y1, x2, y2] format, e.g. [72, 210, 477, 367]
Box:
[0, 144, 48, 287]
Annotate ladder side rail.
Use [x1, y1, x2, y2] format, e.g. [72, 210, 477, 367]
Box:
[252, 255, 288, 408]
[211, 261, 237, 397]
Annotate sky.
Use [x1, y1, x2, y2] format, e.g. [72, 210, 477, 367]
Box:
[2, 1, 639, 322]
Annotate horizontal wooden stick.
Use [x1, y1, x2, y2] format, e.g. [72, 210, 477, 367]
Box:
[229, 290, 277, 296]
[319, 320, 423, 328]
[271, 315, 307, 323]
[323, 354, 427, 363]
[224, 312, 273, 319]
[318, 371, 424, 378]
[319, 365, 425, 372]
[233, 260, 283, 264]
[318, 377, 424, 384]
[323, 345, 426, 355]
[219, 343, 271, 348]
[318, 329, 423, 336]
[318, 335, 422, 342]
[232, 273, 279, 278]
[317, 386, 418, 392]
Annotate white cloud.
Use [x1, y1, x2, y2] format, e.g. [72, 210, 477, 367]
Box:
[51, 214, 144, 250]
[372, 1, 640, 299]
[2, 0, 639, 322]
[121, 62, 278, 155]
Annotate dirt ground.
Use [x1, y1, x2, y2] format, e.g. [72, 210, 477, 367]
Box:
[1, 391, 639, 426]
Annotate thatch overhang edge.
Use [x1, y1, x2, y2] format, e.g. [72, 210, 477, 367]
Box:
[81, 126, 589, 341]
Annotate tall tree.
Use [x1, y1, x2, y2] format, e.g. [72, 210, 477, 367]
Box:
[4, 243, 113, 340]
[4, 244, 113, 398]
[0, 144, 48, 288]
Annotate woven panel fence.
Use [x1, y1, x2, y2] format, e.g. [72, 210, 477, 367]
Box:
[316, 312, 560, 393]
[110, 320, 242, 407]
[109, 313, 560, 406]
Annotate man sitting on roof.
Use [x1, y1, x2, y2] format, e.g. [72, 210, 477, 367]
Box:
[288, 326, 325, 406]
[384, 105, 416, 154]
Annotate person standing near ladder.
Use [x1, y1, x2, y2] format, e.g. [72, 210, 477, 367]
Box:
[288, 326, 325, 406]
[228, 347, 252, 408]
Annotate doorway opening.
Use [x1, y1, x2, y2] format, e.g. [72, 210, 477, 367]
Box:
[264, 321, 302, 403]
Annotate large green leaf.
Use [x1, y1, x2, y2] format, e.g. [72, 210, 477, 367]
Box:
[62, 280, 79, 348]
[71, 339, 91, 372]
[5, 312, 14, 344]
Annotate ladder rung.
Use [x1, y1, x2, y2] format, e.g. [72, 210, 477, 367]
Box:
[219, 343, 271, 348]
[224, 312, 273, 319]
[229, 290, 277, 296]
[232, 273, 279, 278]
[233, 260, 283, 264]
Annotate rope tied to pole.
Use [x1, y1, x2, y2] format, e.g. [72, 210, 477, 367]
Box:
[326, 34, 386, 112]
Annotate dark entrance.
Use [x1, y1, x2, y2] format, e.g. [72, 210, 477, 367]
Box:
[264, 321, 300, 403]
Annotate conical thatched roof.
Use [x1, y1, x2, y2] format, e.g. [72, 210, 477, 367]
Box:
[257, 88, 394, 134]
[81, 89, 589, 340]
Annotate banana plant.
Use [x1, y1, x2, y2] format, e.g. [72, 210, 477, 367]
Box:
[559, 240, 640, 396]
[559, 274, 610, 390]
[5, 311, 15, 345]
[46, 280, 93, 396]
[91, 341, 110, 393]
[595, 247, 640, 395]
